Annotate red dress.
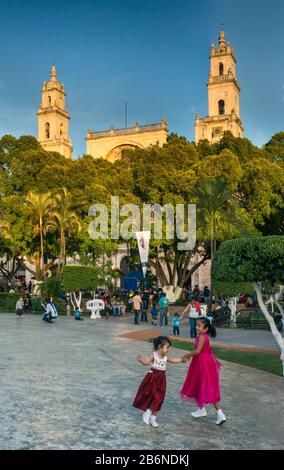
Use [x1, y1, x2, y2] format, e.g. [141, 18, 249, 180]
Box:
[133, 352, 167, 413]
[180, 333, 221, 408]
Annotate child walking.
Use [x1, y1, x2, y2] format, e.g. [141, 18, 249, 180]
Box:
[180, 317, 226, 425]
[151, 305, 158, 325]
[172, 313, 180, 336]
[133, 336, 185, 427]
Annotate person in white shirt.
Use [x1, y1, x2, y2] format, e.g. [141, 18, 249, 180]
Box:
[15, 297, 24, 318]
[42, 299, 54, 323]
[49, 296, 58, 319]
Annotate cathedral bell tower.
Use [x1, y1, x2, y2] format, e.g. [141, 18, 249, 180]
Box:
[195, 29, 244, 143]
[37, 65, 73, 159]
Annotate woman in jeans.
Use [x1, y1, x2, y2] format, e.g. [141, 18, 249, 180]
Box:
[181, 299, 201, 338]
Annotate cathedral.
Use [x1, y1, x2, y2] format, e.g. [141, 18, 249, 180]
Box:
[36, 29, 243, 291]
[37, 29, 244, 160]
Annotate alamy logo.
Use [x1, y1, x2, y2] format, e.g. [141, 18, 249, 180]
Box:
[88, 196, 196, 251]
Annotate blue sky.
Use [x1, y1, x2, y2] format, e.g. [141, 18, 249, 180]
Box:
[0, 0, 283, 157]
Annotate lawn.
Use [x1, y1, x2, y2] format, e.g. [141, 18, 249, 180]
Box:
[171, 340, 283, 377]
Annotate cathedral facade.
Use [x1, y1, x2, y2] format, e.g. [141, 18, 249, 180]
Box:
[86, 120, 168, 162]
[37, 29, 243, 159]
[35, 30, 241, 290]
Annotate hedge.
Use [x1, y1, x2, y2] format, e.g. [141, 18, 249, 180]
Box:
[213, 236, 284, 293]
[62, 265, 102, 291]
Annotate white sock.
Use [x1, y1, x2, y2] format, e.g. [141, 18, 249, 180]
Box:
[217, 409, 223, 416]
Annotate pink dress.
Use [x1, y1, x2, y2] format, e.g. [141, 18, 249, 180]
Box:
[180, 333, 221, 408]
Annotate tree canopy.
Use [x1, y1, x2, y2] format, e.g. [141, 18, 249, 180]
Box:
[0, 130, 283, 291]
[212, 236, 284, 294]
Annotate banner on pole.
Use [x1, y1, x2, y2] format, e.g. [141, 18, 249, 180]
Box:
[135, 231, 150, 277]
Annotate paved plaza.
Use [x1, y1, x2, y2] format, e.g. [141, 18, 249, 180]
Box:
[0, 313, 283, 450]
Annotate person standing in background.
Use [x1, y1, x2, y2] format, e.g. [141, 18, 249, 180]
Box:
[181, 299, 201, 339]
[16, 297, 24, 319]
[158, 293, 170, 327]
[132, 291, 142, 325]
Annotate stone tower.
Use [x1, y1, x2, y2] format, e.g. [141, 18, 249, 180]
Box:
[37, 65, 73, 159]
[195, 30, 244, 143]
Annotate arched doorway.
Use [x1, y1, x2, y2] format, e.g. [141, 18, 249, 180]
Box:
[105, 144, 140, 162]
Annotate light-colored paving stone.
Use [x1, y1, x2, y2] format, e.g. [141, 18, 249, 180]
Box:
[0, 314, 283, 450]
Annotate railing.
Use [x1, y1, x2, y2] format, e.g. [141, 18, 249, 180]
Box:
[210, 74, 232, 83]
[208, 74, 240, 91]
[197, 114, 237, 123]
[87, 121, 167, 138]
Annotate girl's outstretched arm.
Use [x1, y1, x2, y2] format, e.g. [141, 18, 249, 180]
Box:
[137, 354, 154, 366]
[167, 356, 187, 364]
[182, 335, 205, 361]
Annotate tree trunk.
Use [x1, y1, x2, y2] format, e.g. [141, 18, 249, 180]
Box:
[25, 255, 54, 281]
[272, 292, 284, 338]
[150, 250, 209, 301]
[70, 291, 82, 311]
[254, 281, 284, 376]
[148, 258, 168, 287]
[56, 231, 64, 277]
[40, 217, 44, 272]
[228, 297, 237, 328]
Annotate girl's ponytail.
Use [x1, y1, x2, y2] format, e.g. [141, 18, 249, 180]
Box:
[199, 316, 217, 338]
[208, 323, 217, 338]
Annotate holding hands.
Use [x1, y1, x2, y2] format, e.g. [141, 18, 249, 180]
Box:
[181, 353, 192, 362]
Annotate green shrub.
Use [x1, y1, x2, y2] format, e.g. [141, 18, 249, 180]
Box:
[62, 265, 101, 291]
[0, 292, 68, 315]
[0, 293, 19, 311]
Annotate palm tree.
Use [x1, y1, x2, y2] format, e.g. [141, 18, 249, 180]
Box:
[194, 177, 236, 262]
[194, 177, 241, 310]
[0, 224, 24, 287]
[25, 191, 54, 278]
[47, 188, 80, 275]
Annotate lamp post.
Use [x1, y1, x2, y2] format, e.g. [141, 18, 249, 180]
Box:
[135, 231, 150, 322]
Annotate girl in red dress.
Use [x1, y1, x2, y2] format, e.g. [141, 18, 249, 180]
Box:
[180, 317, 226, 425]
[133, 336, 185, 427]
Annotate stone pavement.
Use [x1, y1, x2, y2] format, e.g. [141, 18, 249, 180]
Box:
[0, 313, 283, 450]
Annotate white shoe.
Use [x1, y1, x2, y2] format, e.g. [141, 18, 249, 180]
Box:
[215, 411, 226, 425]
[143, 409, 152, 425]
[191, 407, 207, 418]
[149, 415, 159, 427]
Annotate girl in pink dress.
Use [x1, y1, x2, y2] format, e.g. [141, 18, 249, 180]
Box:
[180, 317, 226, 425]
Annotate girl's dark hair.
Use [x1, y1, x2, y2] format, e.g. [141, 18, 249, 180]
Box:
[198, 316, 217, 338]
[153, 336, 172, 351]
